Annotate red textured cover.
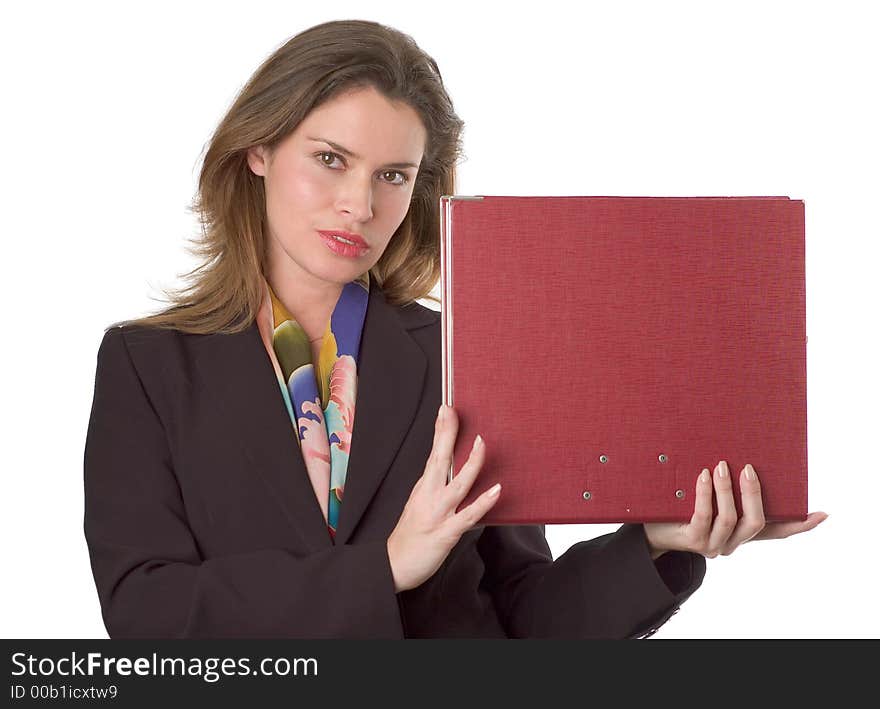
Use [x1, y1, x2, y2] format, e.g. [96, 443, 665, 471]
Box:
[440, 195, 807, 525]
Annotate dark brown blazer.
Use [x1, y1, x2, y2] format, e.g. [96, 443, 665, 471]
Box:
[83, 280, 706, 639]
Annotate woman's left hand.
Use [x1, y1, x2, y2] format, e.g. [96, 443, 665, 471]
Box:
[643, 461, 829, 559]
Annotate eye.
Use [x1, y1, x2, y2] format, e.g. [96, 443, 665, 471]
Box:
[380, 169, 409, 186]
[315, 151, 409, 186]
[316, 151, 344, 169]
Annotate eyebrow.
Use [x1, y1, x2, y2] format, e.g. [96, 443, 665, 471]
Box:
[307, 136, 420, 170]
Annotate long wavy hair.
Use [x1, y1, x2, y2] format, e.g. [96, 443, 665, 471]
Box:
[110, 20, 465, 334]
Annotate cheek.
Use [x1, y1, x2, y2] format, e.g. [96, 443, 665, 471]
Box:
[270, 162, 332, 215]
[389, 189, 414, 228]
[374, 200, 411, 252]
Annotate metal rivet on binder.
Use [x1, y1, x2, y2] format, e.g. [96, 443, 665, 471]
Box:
[599, 455, 608, 463]
[675, 489, 685, 499]
[583, 491, 592, 501]
[659, 454, 668, 463]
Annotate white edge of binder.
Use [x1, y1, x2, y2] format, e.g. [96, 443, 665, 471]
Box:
[439, 195, 483, 483]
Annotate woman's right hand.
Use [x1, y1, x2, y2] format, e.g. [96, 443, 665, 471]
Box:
[386, 404, 501, 593]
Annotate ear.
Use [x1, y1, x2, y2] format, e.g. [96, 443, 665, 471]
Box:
[246, 145, 269, 176]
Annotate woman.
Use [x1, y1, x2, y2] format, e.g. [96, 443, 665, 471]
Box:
[83, 19, 827, 639]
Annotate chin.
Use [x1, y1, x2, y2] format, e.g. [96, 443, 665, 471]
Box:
[309, 259, 362, 284]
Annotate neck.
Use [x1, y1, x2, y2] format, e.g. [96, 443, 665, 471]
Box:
[265, 266, 344, 342]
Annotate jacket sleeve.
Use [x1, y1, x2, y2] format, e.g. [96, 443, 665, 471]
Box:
[83, 327, 403, 639]
[476, 522, 706, 639]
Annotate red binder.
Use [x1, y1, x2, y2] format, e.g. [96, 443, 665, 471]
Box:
[440, 195, 807, 525]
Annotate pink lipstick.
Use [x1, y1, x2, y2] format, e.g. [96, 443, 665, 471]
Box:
[317, 230, 369, 258]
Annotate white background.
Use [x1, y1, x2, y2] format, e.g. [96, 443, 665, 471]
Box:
[2, 0, 876, 639]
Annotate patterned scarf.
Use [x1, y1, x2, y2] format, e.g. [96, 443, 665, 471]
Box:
[255, 272, 370, 542]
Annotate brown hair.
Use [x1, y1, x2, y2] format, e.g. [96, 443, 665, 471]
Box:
[110, 19, 464, 334]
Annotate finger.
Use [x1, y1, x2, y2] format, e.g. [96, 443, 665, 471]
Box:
[425, 404, 459, 490]
[688, 467, 715, 548]
[706, 460, 738, 557]
[443, 433, 486, 508]
[753, 511, 829, 541]
[448, 482, 502, 537]
[721, 464, 766, 554]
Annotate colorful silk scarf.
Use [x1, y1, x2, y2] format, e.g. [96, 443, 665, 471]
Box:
[255, 272, 370, 542]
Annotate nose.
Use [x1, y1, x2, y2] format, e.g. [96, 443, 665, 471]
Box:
[335, 175, 374, 224]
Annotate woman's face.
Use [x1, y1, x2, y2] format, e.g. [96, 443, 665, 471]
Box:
[247, 85, 427, 289]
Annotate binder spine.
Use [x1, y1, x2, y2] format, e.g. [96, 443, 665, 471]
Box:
[440, 196, 449, 407]
[440, 195, 483, 484]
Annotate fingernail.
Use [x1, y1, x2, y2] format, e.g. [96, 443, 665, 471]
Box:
[745, 464, 756, 481]
[700, 469, 710, 484]
[488, 483, 501, 497]
[472, 434, 483, 451]
[438, 404, 445, 422]
[719, 461, 728, 478]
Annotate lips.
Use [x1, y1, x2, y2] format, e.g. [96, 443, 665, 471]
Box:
[317, 230, 368, 248]
[317, 230, 369, 258]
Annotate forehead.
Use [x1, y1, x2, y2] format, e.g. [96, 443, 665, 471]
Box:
[292, 87, 426, 160]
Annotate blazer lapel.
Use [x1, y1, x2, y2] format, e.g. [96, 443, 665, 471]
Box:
[333, 282, 428, 545]
[191, 280, 428, 550]
[191, 315, 333, 551]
